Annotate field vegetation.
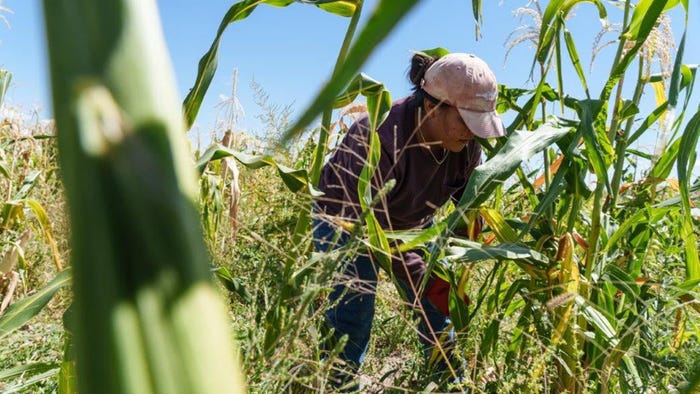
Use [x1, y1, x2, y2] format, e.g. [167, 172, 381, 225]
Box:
[1, 0, 699, 393]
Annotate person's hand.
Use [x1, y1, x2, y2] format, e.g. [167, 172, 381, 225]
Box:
[424, 276, 470, 317]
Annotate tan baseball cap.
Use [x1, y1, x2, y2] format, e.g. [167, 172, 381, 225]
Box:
[421, 53, 505, 139]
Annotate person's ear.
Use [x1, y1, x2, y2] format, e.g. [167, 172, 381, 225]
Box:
[423, 99, 438, 118]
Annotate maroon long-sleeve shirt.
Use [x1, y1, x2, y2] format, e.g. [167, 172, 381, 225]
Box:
[316, 95, 482, 290]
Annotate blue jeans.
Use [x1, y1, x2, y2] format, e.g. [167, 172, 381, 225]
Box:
[312, 217, 456, 389]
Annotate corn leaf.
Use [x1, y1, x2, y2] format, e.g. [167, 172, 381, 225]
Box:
[603, 0, 668, 103]
[445, 239, 549, 268]
[305, 0, 358, 17]
[622, 0, 671, 42]
[677, 109, 700, 280]
[603, 206, 673, 251]
[649, 138, 681, 180]
[195, 144, 320, 195]
[282, 0, 421, 142]
[535, 0, 606, 65]
[628, 101, 668, 145]
[575, 295, 617, 344]
[480, 208, 518, 243]
[24, 199, 63, 271]
[0, 268, 71, 339]
[0, 362, 59, 381]
[0, 69, 10, 108]
[1, 368, 61, 394]
[182, 0, 353, 129]
[451, 124, 570, 214]
[414, 46, 451, 59]
[356, 79, 392, 274]
[574, 99, 611, 192]
[563, 28, 589, 98]
[333, 73, 389, 109]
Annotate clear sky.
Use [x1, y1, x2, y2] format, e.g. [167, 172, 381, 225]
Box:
[1, 0, 699, 163]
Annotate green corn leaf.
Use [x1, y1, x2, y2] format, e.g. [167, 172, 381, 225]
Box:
[0, 268, 71, 339]
[535, 0, 606, 64]
[15, 170, 40, 200]
[356, 81, 393, 274]
[604, 264, 640, 300]
[603, 206, 673, 251]
[195, 144, 320, 195]
[282, 0, 421, 142]
[574, 99, 612, 192]
[451, 124, 570, 213]
[0, 362, 59, 381]
[306, 0, 358, 17]
[333, 73, 388, 108]
[413, 46, 451, 59]
[445, 239, 549, 267]
[628, 101, 668, 145]
[622, 0, 671, 42]
[667, 31, 686, 107]
[649, 138, 681, 180]
[213, 266, 252, 303]
[603, 0, 668, 102]
[182, 0, 352, 129]
[563, 28, 589, 98]
[1, 368, 61, 394]
[472, 0, 482, 37]
[677, 109, 700, 280]
[575, 295, 617, 344]
[0, 69, 11, 109]
[390, 222, 447, 253]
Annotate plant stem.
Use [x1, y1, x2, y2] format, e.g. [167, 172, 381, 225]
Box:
[286, 1, 364, 273]
[610, 58, 646, 210]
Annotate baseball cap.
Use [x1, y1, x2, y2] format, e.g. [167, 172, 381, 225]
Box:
[421, 53, 506, 139]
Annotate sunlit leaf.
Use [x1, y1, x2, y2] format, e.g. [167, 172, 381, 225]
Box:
[0, 269, 71, 339]
[677, 109, 700, 279]
[536, 0, 606, 64]
[445, 239, 549, 267]
[282, 0, 421, 142]
[0, 69, 11, 109]
[183, 0, 354, 129]
[413, 47, 450, 59]
[623, 0, 670, 42]
[195, 144, 320, 196]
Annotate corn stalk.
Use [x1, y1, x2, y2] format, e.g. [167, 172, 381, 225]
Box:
[42, 1, 244, 393]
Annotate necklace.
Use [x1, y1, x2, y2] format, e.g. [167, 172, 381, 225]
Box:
[416, 108, 449, 165]
[420, 131, 449, 165]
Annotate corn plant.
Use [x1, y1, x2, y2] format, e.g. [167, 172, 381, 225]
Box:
[41, 0, 245, 392]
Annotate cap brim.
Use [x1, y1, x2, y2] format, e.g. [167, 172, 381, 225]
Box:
[458, 108, 506, 139]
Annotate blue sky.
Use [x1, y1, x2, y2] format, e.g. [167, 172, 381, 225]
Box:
[1, 0, 699, 161]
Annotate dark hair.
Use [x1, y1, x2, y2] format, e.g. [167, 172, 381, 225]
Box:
[407, 53, 442, 108]
[408, 53, 435, 88]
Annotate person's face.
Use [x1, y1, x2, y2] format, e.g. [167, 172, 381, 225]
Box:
[423, 100, 475, 152]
